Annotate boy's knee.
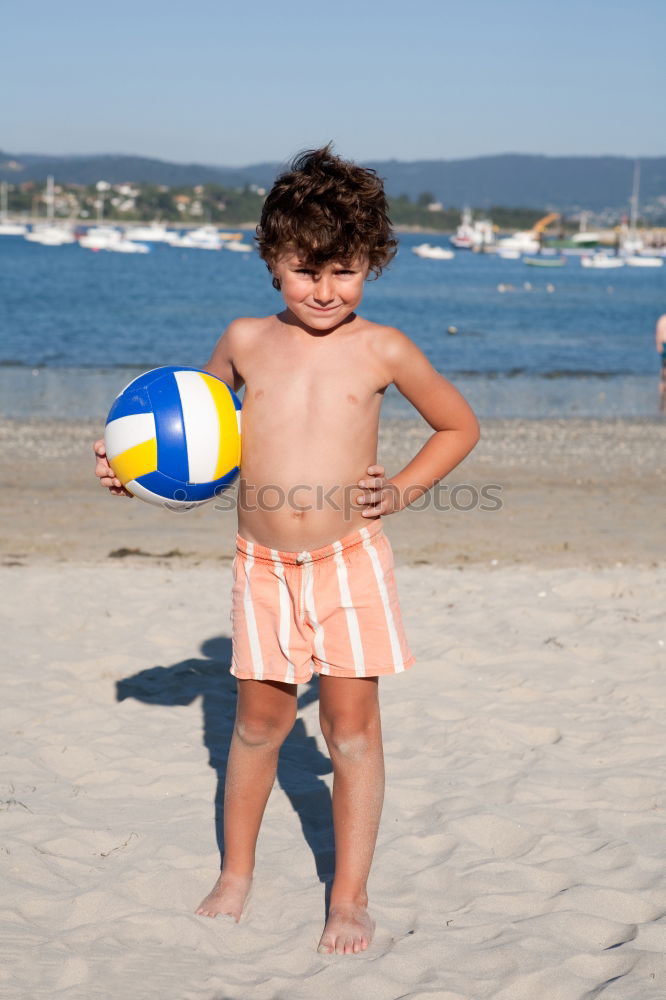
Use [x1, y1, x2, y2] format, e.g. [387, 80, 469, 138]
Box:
[235, 713, 293, 749]
[322, 720, 379, 761]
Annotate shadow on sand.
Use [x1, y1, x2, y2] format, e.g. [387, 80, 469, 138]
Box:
[116, 635, 335, 894]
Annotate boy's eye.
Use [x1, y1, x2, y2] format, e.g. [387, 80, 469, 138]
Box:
[293, 266, 356, 276]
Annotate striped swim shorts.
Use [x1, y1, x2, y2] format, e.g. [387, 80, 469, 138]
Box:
[230, 520, 415, 683]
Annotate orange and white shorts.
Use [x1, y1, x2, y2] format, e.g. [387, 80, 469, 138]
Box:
[230, 520, 415, 683]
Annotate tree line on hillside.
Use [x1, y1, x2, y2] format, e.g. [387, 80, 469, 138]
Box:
[3, 152, 666, 215]
[2, 180, 637, 232]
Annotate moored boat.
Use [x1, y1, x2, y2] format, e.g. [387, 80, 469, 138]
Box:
[524, 256, 566, 268]
[581, 252, 624, 269]
[79, 226, 123, 250]
[412, 243, 455, 260]
[624, 255, 663, 268]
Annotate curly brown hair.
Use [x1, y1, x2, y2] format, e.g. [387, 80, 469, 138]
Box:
[255, 143, 397, 290]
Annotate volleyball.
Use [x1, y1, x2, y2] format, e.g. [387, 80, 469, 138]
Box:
[104, 366, 241, 509]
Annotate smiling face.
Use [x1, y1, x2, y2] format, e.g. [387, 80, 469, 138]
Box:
[272, 252, 370, 333]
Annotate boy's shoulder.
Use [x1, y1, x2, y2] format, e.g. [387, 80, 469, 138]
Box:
[224, 314, 275, 340]
[355, 315, 417, 361]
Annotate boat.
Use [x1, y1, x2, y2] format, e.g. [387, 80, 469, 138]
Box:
[79, 225, 124, 250]
[173, 225, 222, 250]
[524, 256, 566, 267]
[581, 252, 624, 269]
[571, 230, 601, 247]
[496, 248, 521, 260]
[618, 161, 661, 262]
[412, 243, 455, 260]
[624, 255, 663, 268]
[497, 212, 560, 257]
[495, 231, 540, 256]
[106, 238, 150, 254]
[25, 224, 76, 245]
[224, 239, 253, 253]
[0, 182, 28, 235]
[24, 176, 76, 245]
[124, 222, 180, 244]
[450, 208, 495, 251]
[546, 214, 600, 250]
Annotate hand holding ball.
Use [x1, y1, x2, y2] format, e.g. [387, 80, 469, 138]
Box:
[104, 366, 241, 509]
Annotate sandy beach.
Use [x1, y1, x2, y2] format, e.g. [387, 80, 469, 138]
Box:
[2, 416, 666, 999]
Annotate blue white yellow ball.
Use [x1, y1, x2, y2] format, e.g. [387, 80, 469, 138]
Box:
[104, 366, 241, 509]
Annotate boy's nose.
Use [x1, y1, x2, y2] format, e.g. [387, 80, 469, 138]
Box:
[313, 279, 334, 303]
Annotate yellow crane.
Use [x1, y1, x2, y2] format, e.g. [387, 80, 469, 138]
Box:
[532, 212, 560, 235]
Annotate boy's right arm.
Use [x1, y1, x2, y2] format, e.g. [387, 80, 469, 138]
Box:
[204, 320, 246, 392]
[94, 322, 246, 495]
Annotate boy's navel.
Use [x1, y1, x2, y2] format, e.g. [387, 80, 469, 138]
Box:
[347, 393, 359, 405]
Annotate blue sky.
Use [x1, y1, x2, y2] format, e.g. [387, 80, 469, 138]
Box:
[4, 0, 664, 165]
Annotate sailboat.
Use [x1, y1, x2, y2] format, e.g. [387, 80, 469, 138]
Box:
[622, 162, 663, 268]
[0, 182, 28, 235]
[24, 176, 75, 245]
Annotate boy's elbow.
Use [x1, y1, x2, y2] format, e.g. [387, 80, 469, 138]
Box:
[467, 414, 481, 450]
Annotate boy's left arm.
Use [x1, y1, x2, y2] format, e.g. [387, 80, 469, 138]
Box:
[358, 330, 480, 517]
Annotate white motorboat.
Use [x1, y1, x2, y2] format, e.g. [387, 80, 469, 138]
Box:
[106, 238, 150, 254]
[79, 225, 123, 250]
[0, 220, 28, 235]
[124, 223, 180, 244]
[495, 231, 540, 256]
[581, 253, 624, 269]
[496, 249, 521, 260]
[449, 208, 495, 251]
[412, 243, 455, 260]
[571, 230, 601, 246]
[624, 255, 663, 268]
[173, 226, 222, 250]
[224, 239, 253, 253]
[25, 224, 76, 245]
[174, 234, 221, 250]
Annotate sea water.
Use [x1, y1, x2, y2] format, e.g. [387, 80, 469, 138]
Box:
[0, 232, 662, 420]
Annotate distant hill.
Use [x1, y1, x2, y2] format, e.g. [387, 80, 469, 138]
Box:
[1, 150, 665, 214]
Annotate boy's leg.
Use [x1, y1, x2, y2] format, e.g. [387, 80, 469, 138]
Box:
[196, 677, 297, 920]
[317, 675, 384, 955]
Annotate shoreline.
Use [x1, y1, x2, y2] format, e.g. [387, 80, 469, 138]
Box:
[0, 369, 661, 421]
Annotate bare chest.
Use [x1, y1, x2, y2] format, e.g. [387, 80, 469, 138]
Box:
[239, 335, 386, 424]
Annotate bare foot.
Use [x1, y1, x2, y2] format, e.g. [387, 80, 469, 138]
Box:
[317, 901, 375, 955]
[195, 871, 252, 921]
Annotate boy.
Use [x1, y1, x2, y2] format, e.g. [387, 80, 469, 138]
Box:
[94, 145, 479, 955]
